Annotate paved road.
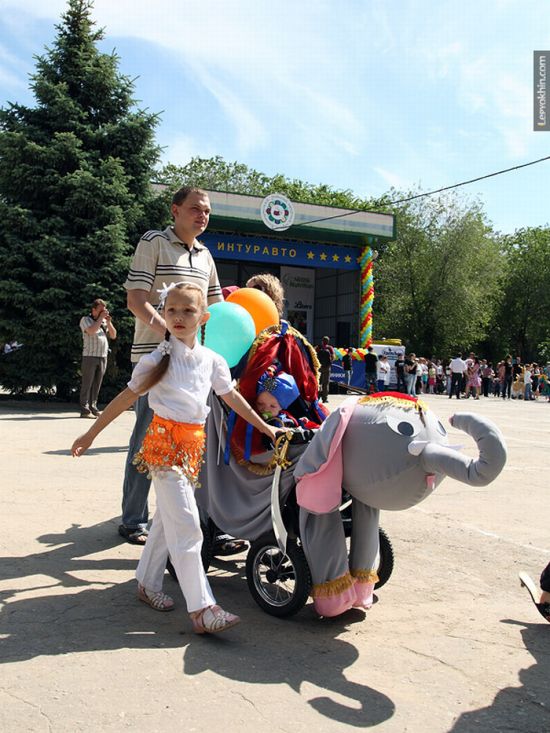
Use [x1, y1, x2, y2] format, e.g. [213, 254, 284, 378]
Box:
[1, 393, 549, 732]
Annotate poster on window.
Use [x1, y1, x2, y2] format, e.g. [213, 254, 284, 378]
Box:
[280, 266, 315, 341]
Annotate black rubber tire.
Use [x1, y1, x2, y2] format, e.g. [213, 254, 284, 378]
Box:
[375, 527, 394, 590]
[166, 519, 213, 581]
[246, 534, 312, 617]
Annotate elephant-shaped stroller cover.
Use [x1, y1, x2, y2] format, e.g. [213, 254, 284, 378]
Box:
[196, 320, 328, 542]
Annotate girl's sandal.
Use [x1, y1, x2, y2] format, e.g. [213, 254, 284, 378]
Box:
[138, 583, 175, 612]
[519, 572, 550, 622]
[190, 605, 241, 634]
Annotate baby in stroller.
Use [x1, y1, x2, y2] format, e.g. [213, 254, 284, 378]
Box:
[255, 364, 320, 446]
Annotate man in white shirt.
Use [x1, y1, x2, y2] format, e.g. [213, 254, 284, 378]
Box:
[449, 352, 467, 399]
[120, 187, 222, 544]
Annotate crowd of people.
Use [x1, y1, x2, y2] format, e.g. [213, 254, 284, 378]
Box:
[390, 351, 550, 401]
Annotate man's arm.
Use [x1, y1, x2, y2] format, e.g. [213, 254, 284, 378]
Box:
[83, 315, 105, 336]
[127, 290, 167, 338]
[104, 313, 117, 340]
[206, 253, 223, 305]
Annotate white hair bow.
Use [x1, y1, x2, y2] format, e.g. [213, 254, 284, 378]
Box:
[157, 282, 180, 310]
[149, 282, 182, 325]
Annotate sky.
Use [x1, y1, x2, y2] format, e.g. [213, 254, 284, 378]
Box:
[0, 0, 549, 235]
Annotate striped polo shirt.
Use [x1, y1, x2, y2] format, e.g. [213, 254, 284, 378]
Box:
[80, 316, 109, 358]
[124, 226, 222, 362]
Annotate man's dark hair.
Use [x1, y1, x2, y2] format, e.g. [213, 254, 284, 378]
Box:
[172, 186, 208, 207]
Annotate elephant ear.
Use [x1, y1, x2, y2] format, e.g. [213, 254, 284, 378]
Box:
[295, 397, 359, 514]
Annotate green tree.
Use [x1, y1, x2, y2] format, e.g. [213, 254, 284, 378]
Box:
[158, 156, 385, 211]
[494, 227, 550, 361]
[374, 192, 503, 356]
[0, 0, 163, 397]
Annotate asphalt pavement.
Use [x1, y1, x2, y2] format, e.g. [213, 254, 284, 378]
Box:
[1, 392, 549, 732]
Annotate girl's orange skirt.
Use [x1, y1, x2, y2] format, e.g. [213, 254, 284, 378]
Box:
[133, 414, 206, 486]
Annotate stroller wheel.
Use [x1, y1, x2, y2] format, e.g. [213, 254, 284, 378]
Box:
[374, 527, 394, 590]
[246, 534, 311, 617]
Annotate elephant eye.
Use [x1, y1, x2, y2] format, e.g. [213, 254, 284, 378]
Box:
[387, 415, 421, 437]
[436, 420, 447, 436]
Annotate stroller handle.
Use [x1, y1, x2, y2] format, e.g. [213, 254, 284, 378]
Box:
[271, 431, 295, 554]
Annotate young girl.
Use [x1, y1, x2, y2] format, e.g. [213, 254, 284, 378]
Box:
[72, 282, 279, 634]
[427, 361, 436, 394]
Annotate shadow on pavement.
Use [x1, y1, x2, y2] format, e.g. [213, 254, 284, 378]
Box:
[44, 446, 128, 455]
[0, 415, 79, 421]
[0, 520, 185, 661]
[448, 619, 550, 732]
[181, 608, 395, 727]
[0, 519, 396, 728]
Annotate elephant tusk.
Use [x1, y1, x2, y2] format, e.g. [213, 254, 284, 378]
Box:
[408, 440, 429, 456]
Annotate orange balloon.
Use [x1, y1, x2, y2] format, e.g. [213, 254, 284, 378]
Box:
[226, 287, 279, 335]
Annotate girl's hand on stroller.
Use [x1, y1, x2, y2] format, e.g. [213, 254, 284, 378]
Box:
[264, 425, 282, 445]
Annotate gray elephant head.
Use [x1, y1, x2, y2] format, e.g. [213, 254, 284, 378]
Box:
[295, 394, 507, 514]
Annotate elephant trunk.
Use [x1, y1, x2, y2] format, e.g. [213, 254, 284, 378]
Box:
[420, 412, 507, 486]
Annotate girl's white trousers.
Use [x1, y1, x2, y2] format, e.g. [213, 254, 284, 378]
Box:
[135, 469, 215, 613]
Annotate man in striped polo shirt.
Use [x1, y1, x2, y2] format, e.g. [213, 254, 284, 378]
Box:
[79, 298, 117, 418]
[120, 186, 223, 544]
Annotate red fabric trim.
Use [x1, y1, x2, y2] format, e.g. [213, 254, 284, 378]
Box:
[231, 331, 322, 457]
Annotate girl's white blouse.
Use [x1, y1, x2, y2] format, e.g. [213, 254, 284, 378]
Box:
[128, 337, 233, 424]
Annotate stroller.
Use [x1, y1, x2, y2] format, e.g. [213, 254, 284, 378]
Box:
[171, 322, 395, 617]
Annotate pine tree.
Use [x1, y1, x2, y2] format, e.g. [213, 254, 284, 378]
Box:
[0, 0, 164, 397]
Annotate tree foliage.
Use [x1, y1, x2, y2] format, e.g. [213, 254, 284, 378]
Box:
[493, 227, 550, 360]
[374, 192, 503, 357]
[157, 156, 386, 211]
[0, 0, 164, 396]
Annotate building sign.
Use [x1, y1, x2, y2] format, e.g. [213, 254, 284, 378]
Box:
[260, 193, 295, 231]
[201, 233, 359, 270]
[281, 266, 315, 341]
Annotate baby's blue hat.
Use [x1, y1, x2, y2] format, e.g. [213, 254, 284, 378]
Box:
[257, 367, 300, 409]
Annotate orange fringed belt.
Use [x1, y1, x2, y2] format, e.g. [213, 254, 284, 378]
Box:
[133, 414, 206, 486]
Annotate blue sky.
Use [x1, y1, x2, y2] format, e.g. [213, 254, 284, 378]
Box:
[0, 0, 549, 234]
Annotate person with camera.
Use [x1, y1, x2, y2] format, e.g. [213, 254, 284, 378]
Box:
[79, 298, 116, 418]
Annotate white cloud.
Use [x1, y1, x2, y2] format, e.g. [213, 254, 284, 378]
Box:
[0, 40, 34, 90]
[1, 0, 364, 158]
[373, 167, 413, 190]
[160, 135, 217, 166]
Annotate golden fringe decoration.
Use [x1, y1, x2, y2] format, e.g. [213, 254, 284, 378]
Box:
[312, 571, 355, 599]
[240, 322, 321, 388]
[236, 455, 277, 476]
[358, 393, 428, 413]
[351, 568, 379, 584]
[133, 415, 205, 486]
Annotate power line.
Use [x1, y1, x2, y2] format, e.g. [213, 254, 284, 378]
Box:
[292, 154, 550, 229]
